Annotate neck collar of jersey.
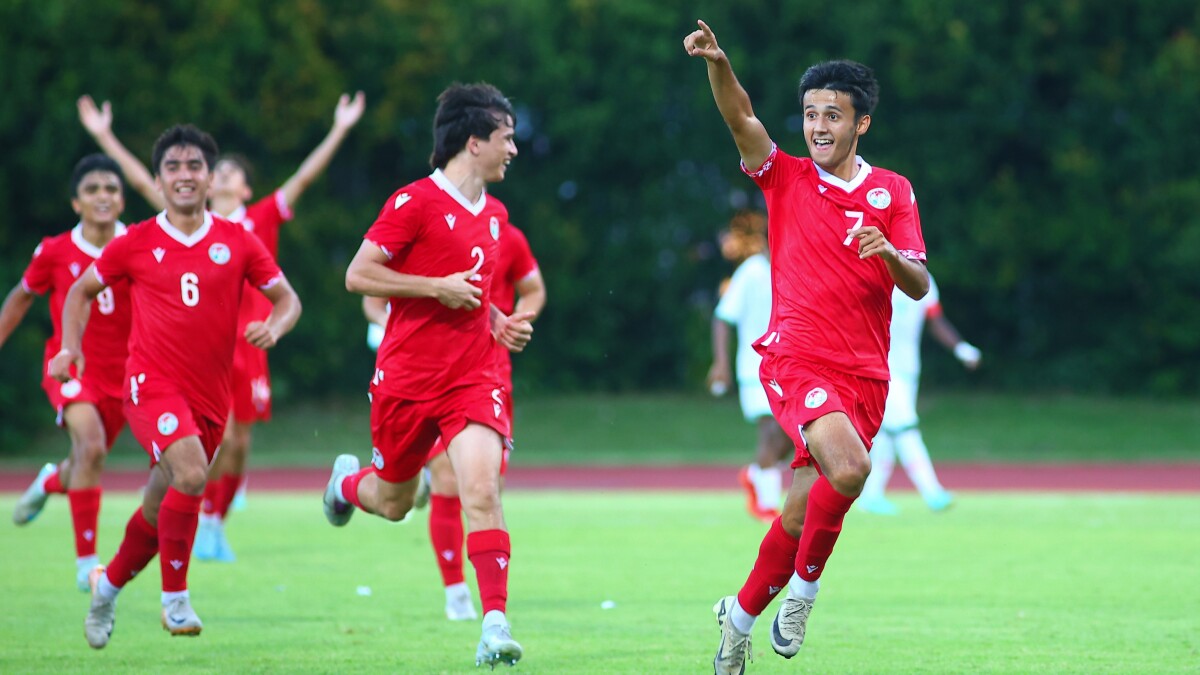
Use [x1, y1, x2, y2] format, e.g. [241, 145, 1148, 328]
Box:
[71, 221, 127, 258]
[156, 210, 214, 247]
[815, 155, 872, 193]
[430, 168, 487, 216]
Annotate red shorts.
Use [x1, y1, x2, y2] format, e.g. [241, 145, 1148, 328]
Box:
[230, 339, 271, 423]
[41, 375, 126, 451]
[759, 353, 887, 470]
[371, 383, 510, 484]
[425, 386, 513, 474]
[125, 393, 225, 466]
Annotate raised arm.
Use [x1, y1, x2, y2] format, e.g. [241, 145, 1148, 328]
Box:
[77, 96, 164, 211]
[48, 266, 104, 381]
[683, 20, 773, 171]
[0, 284, 36, 350]
[345, 240, 482, 310]
[279, 92, 366, 206]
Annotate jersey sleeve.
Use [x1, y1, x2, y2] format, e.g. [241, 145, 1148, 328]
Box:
[20, 238, 55, 295]
[740, 144, 799, 191]
[504, 225, 539, 283]
[364, 190, 422, 260]
[241, 229, 284, 289]
[92, 233, 131, 287]
[888, 178, 927, 262]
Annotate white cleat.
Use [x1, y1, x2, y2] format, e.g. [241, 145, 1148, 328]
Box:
[161, 595, 203, 637]
[13, 463, 56, 525]
[76, 556, 99, 592]
[713, 595, 751, 675]
[769, 594, 815, 658]
[84, 566, 116, 649]
[445, 583, 478, 621]
[475, 622, 523, 668]
[323, 454, 360, 527]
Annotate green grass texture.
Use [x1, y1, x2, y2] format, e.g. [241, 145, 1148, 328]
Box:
[1, 491, 1197, 673]
[4, 391, 1200, 470]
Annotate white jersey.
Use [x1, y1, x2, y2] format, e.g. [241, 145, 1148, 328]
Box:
[887, 274, 941, 381]
[715, 253, 772, 385]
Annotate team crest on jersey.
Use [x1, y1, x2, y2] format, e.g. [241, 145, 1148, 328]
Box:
[866, 188, 892, 209]
[69, 262, 82, 278]
[804, 387, 828, 409]
[490, 217, 500, 241]
[209, 243, 231, 265]
[157, 412, 179, 436]
[371, 447, 385, 470]
[60, 379, 83, 399]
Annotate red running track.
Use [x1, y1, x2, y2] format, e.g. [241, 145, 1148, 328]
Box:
[1, 463, 1198, 493]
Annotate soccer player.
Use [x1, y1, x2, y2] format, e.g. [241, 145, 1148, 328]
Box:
[685, 21, 931, 673]
[857, 274, 981, 515]
[78, 92, 365, 561]
[52, 125, 301, 649]
[1, 155, 131, 591]
[323, 82, 533, 668]
[707, 210, 790, 523]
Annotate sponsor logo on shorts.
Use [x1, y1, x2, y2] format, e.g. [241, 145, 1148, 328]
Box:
[804, 388, 828, 409]
[60, 379, 83, 399]
[371, 447, 384, 470]
[866, 187, 892, 209]
[492, 388, 503, 418]
[208, 243, 231, 265]
[157, 412, 179, 436]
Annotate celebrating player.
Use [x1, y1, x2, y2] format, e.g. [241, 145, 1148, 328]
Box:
[686, 20, 930, 673]
[78, 92, 365, 561]
[53, 125, 301, 649]
[323, 82, 533, 668]
[1, 155, 132, 591]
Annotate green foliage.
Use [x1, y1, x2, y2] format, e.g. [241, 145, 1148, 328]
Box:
[3, 0, 1200, 447]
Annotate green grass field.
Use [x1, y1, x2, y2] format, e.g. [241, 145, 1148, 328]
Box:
[1, 491, 1197, 673]
[4, 391, 1200, 470]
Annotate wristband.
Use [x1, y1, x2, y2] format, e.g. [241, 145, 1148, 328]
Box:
[954, 342, 981, 363]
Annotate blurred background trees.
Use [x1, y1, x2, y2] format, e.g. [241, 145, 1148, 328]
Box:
[2, 0, 1199, 447]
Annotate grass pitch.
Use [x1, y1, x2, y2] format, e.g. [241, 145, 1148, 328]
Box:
[1, 490, 1197, 673]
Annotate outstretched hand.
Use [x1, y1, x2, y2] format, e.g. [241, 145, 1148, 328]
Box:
[335, 91, 366, 130]
[493, 310, 535, 353]
[77, 96, 112, 136]
[683, 19, 723, 61]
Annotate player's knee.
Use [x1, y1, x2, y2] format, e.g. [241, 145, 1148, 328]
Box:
[376, 499, 411, 522]
[76, 439, 108, 470]
[173, 467, 208, 495]
[826, 458, 871, 496]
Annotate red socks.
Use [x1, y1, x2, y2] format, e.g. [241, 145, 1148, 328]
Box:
[67, 487, 102, 558]
[43, 470, 67, 494]
[106, 507, 159, 588]
[202, 473, 242, 518]
[796, 476, 856, 582]
[429, 495, 465, 586]
[340, 468, 373, 511]
[737, 516, 799, 615]
[158, 488, 202, 592]
[467, 529, 511, 615]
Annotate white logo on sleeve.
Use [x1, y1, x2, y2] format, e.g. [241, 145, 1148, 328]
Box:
[157, 412, 180, 436]
[490, 216, 500, 241]
[153, 247, 166, 263]
[866, 188, 892, 209]
[208, 243, 231, 265]
[371, 447, 384, 470]
[767, 379, 784, 397]
[444, 214, 456, 230]
[60, 379, 83, 399]
[804, 388, 828, 409]
[69, 262, 82, 278]
[394, 193, 412, 210]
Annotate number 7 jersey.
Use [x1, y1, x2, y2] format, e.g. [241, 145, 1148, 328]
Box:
[91, 212, 284, 423]
[364, 169, 505, 401]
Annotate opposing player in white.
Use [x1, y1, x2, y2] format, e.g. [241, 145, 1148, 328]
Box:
[858, 274, 980, 514]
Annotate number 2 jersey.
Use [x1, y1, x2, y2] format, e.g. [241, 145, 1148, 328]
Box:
[745, 145, 927, 380]
[21, 223, 132, 399]
[364, 169, 506, 401]
[91, 212, 284, 423]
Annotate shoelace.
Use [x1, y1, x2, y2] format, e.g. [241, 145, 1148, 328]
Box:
[779, 598, 813, 638]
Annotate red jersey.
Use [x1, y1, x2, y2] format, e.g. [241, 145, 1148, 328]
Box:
[745, 145, 926, 379]
[92, 212, 284, 422]
[230, 190, 293, 330]
[21, 224, 132, 399]
[490, 223, 539, 384]
[365, 170, 506, 400]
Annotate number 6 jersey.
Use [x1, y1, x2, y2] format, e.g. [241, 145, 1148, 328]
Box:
[364, 169, 506, 401]
[91, 212, 283, 423]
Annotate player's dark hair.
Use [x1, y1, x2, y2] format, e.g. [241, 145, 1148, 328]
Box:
[798, 60, 880, 120]
[217, 153, 255, 187]
[429, 82, 516, 170]
[70, 153, 125, 197]
[150, 124, 219, 176]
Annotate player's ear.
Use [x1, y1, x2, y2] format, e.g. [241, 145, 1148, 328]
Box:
[71, 197, 82, 215]
[856, 114, 871, 137]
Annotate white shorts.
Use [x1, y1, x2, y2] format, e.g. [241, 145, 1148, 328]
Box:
[880, 373, 919, 432]
[738, 380, 773, 423]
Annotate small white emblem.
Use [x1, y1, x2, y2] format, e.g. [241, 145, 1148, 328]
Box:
[170, 559, 184, 570]
[818, 185, 828, 194]
[157, 412, 179, 436]
[209, 243, 231, 265]
[496, 557, 508, 570]
[153, 247, 166, 263]
[490, 216, 500, 241]
[866, 187, 892, 209]
[394, 193, 412, 210]
[806, 564, 819, 574]
[69, 262, 82, 278]
[804, 388, 828, 409]
[444, 214, 456, 230]
[241, 219, 256, 233]
[767, 379, 784, 397]
[371, 447, 384, 470]
[60, 379, 83, 398]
